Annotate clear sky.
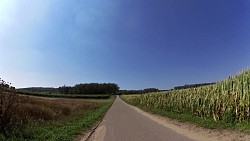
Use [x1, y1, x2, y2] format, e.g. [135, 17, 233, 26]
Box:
[0, 0, 249, 89]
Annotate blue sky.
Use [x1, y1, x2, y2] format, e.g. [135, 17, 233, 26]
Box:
[0, 0, 249, 89]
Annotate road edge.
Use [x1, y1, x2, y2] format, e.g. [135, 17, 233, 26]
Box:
[120, 96, 250, 141]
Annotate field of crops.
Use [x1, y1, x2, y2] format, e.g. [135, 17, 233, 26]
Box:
[18, 91, 111, 99]
[125, 69, 250, 123]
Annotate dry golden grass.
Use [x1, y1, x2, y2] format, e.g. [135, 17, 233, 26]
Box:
[1, 90, 102, 134]
[16, 96, 100, 121]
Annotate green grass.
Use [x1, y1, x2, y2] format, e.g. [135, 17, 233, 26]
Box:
[121, 95, 250, 133]
[0, 97, 115, 141]
[18, 91, 111, 99]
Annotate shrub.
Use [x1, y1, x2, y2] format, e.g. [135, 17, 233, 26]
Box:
[0, 79, 19, 134]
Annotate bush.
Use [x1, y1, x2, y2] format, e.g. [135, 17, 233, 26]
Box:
[0, 79, 19, 134]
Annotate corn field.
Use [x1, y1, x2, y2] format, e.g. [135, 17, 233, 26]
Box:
[129, 69, 250, 123]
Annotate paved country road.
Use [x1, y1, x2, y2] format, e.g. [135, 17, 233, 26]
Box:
[88, 96, 195, 141]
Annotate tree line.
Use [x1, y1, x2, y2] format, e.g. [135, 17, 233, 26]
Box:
[118, 88, 159, 95]
[174, 82, 216, 90]
[18, 87, 59, 94]
[58, 83, 119, 94]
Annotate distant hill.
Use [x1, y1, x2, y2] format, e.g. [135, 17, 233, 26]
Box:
[17, 87, 59, 94]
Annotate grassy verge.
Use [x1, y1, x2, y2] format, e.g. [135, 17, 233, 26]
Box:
[18, 91, 111, 99]
[121, 95, 250, 133]
[0, 96, 114, 141]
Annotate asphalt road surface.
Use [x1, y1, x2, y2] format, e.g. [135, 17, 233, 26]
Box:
[92, 96, 195, 141]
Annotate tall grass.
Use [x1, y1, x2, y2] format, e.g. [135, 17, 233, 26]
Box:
[1, 78, 115, 140]
[0, 92, 114, 140]
[0, 77, 111, 138]
[2, 97, 114, 141]
[16, 96, 97, 121]
[127, 69, 250, 123]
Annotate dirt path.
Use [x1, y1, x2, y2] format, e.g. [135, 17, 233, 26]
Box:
[81, 96, 250, 141]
